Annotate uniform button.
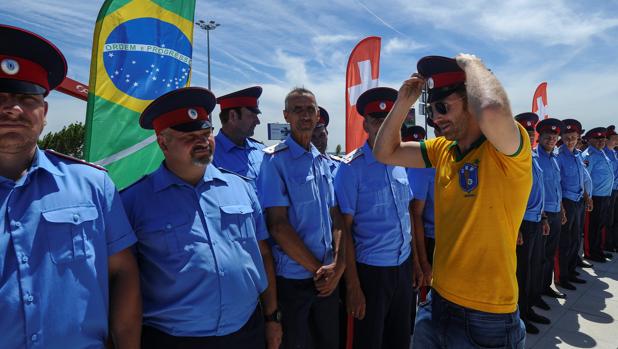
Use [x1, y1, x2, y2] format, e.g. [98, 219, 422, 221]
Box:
[31, 334, 38, 342]
[166, 224, 172, 230]
[21, 255, 29, 263]
[25, 294, 34, 304]
[73, 214, 80, 222]
[14, 222, 21, 228]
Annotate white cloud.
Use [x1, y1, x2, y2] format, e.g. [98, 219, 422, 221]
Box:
[312, 34, 358, 45]
[397, 0, 618, 46]
[383, 37, 424, 55]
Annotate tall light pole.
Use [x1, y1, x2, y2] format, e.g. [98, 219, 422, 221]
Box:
[195, 19, 220, 90]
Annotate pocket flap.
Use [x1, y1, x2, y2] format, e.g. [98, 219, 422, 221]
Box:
[42, 205, 99, 224]
[220, 205, 254, 215]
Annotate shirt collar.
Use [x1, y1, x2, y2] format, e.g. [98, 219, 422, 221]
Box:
[216, 130, 250, 152]
[362, 142, 378, 165]
[31, 148, 64, 176]
[285, 135, 321, 160]
[535, 145, 555, 158]
[152, 162, 227, 192]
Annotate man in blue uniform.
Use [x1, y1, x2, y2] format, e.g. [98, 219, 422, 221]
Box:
[602, 125, 618, 253]
[402, 124, 432, 333]
[556, 119, 594, 290]
[258, 87, 346, 349]
[582, 127, 614, 263]
[0, 25, 140, 349]
[213, 86, 265, 191]
[312, 106, 342, 175]
[514, 113, 548, 334]
[120, 87, 281, 349]
[534, 119, 575, 303]
[335, 87, 421, 349]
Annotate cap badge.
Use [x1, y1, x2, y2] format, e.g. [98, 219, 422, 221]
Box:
[379, 102, 386, 110]
[567, 125, 572, 129]
[413, 133, 418, 138]
[1, 59, 19, 75]
[187, 108, 198, 120]
[427, 77, 434, 89]
[526, 121, 531, 126]
[551, 126, 556, 130]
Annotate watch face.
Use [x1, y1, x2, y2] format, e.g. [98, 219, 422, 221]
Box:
[275, 310, 282, 322]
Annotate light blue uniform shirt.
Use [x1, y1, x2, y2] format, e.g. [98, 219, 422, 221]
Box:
[556, 145, 587, 202]
[524, 152, 545, 222]
[0, 149, 136, 349]
[258, 136, 335, 279]
[335, 143, 413, 267]
[582, 146, 614, 197]
[406, 167, 435, 239]
[603, 147, 618, 191]
[120, 164, 268, 337]
[535, 146, 562, 213]
[213, 131, 265, 191]
[324, 153, 342, 177]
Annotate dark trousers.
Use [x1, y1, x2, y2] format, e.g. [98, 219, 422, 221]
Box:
[425, 237, 435, 265]
[559, 199, 584, 281]
[606, 190, 618, 249]
[141, 306, 264, 349]
[418, 237, 435, 304]
[541, 212, 561, 292]
[516, 220, 543, 317]
[354, 258, 413, 349]
[587, 196, 611, 258]
[278, 276, 339, 349]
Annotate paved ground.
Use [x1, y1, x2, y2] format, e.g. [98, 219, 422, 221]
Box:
[526, 253, 618, 349]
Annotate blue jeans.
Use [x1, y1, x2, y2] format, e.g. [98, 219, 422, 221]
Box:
[411, 290, 526, 349]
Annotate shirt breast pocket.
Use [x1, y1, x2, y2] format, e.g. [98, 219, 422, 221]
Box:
[41, 205, 99, 264]
[220, 205, 255, 241]
[138, 214, 192, 255]
[289, 174, 315, 204]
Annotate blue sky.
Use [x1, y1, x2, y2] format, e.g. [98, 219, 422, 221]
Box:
[2, 0, 618, 150]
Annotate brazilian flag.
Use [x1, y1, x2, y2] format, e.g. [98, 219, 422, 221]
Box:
[85, 0, 196, 189]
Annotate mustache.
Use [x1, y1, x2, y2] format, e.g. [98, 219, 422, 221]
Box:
[0, 114, 32, 126]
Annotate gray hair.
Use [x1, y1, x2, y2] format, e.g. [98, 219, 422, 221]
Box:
[284, 87, 316, 110]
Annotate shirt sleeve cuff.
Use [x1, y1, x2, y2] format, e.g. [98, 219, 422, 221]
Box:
[420, 141, 432, 168]
[107, 231, 138, 256]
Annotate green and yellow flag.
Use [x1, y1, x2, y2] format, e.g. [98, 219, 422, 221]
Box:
[85, 0, 196, 189]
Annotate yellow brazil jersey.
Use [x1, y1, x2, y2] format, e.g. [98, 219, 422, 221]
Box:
[420, 123, 532, 313]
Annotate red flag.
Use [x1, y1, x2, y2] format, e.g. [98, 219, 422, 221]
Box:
[345, 36, 381, 153]
[56, 77, 89, 101]
[531, 82, 549, 119]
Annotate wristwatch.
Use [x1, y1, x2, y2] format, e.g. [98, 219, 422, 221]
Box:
[264, 308, 282, 323]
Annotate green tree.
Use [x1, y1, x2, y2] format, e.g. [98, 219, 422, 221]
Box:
[38, 122, 85, 159]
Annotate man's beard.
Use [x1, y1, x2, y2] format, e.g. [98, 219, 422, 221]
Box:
[191, 153, 212, 166]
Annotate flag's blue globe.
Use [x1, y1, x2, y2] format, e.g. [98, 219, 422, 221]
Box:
[103, 18, 192, 101]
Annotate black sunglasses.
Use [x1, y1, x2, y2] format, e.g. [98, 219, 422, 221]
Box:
[427, 97, 465, 120]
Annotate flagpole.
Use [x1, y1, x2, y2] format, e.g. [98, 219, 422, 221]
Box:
[195, 20, 220, 90]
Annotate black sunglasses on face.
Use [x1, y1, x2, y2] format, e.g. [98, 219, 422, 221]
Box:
[427, 97, 465, 120]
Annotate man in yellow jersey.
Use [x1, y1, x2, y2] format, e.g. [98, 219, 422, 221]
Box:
[373, 54, 530, 348]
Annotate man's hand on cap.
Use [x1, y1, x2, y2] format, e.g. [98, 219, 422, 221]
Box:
[397, 73, 425, 107]
[455, 53, 482, 69]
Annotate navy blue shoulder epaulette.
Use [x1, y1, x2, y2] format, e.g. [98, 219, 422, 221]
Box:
[218, 167, 250, 181]
[248, 137, 264, 145]
[45, 149, 107, 172]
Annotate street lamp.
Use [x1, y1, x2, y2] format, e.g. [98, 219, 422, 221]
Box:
[195, 19, 220, 90]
